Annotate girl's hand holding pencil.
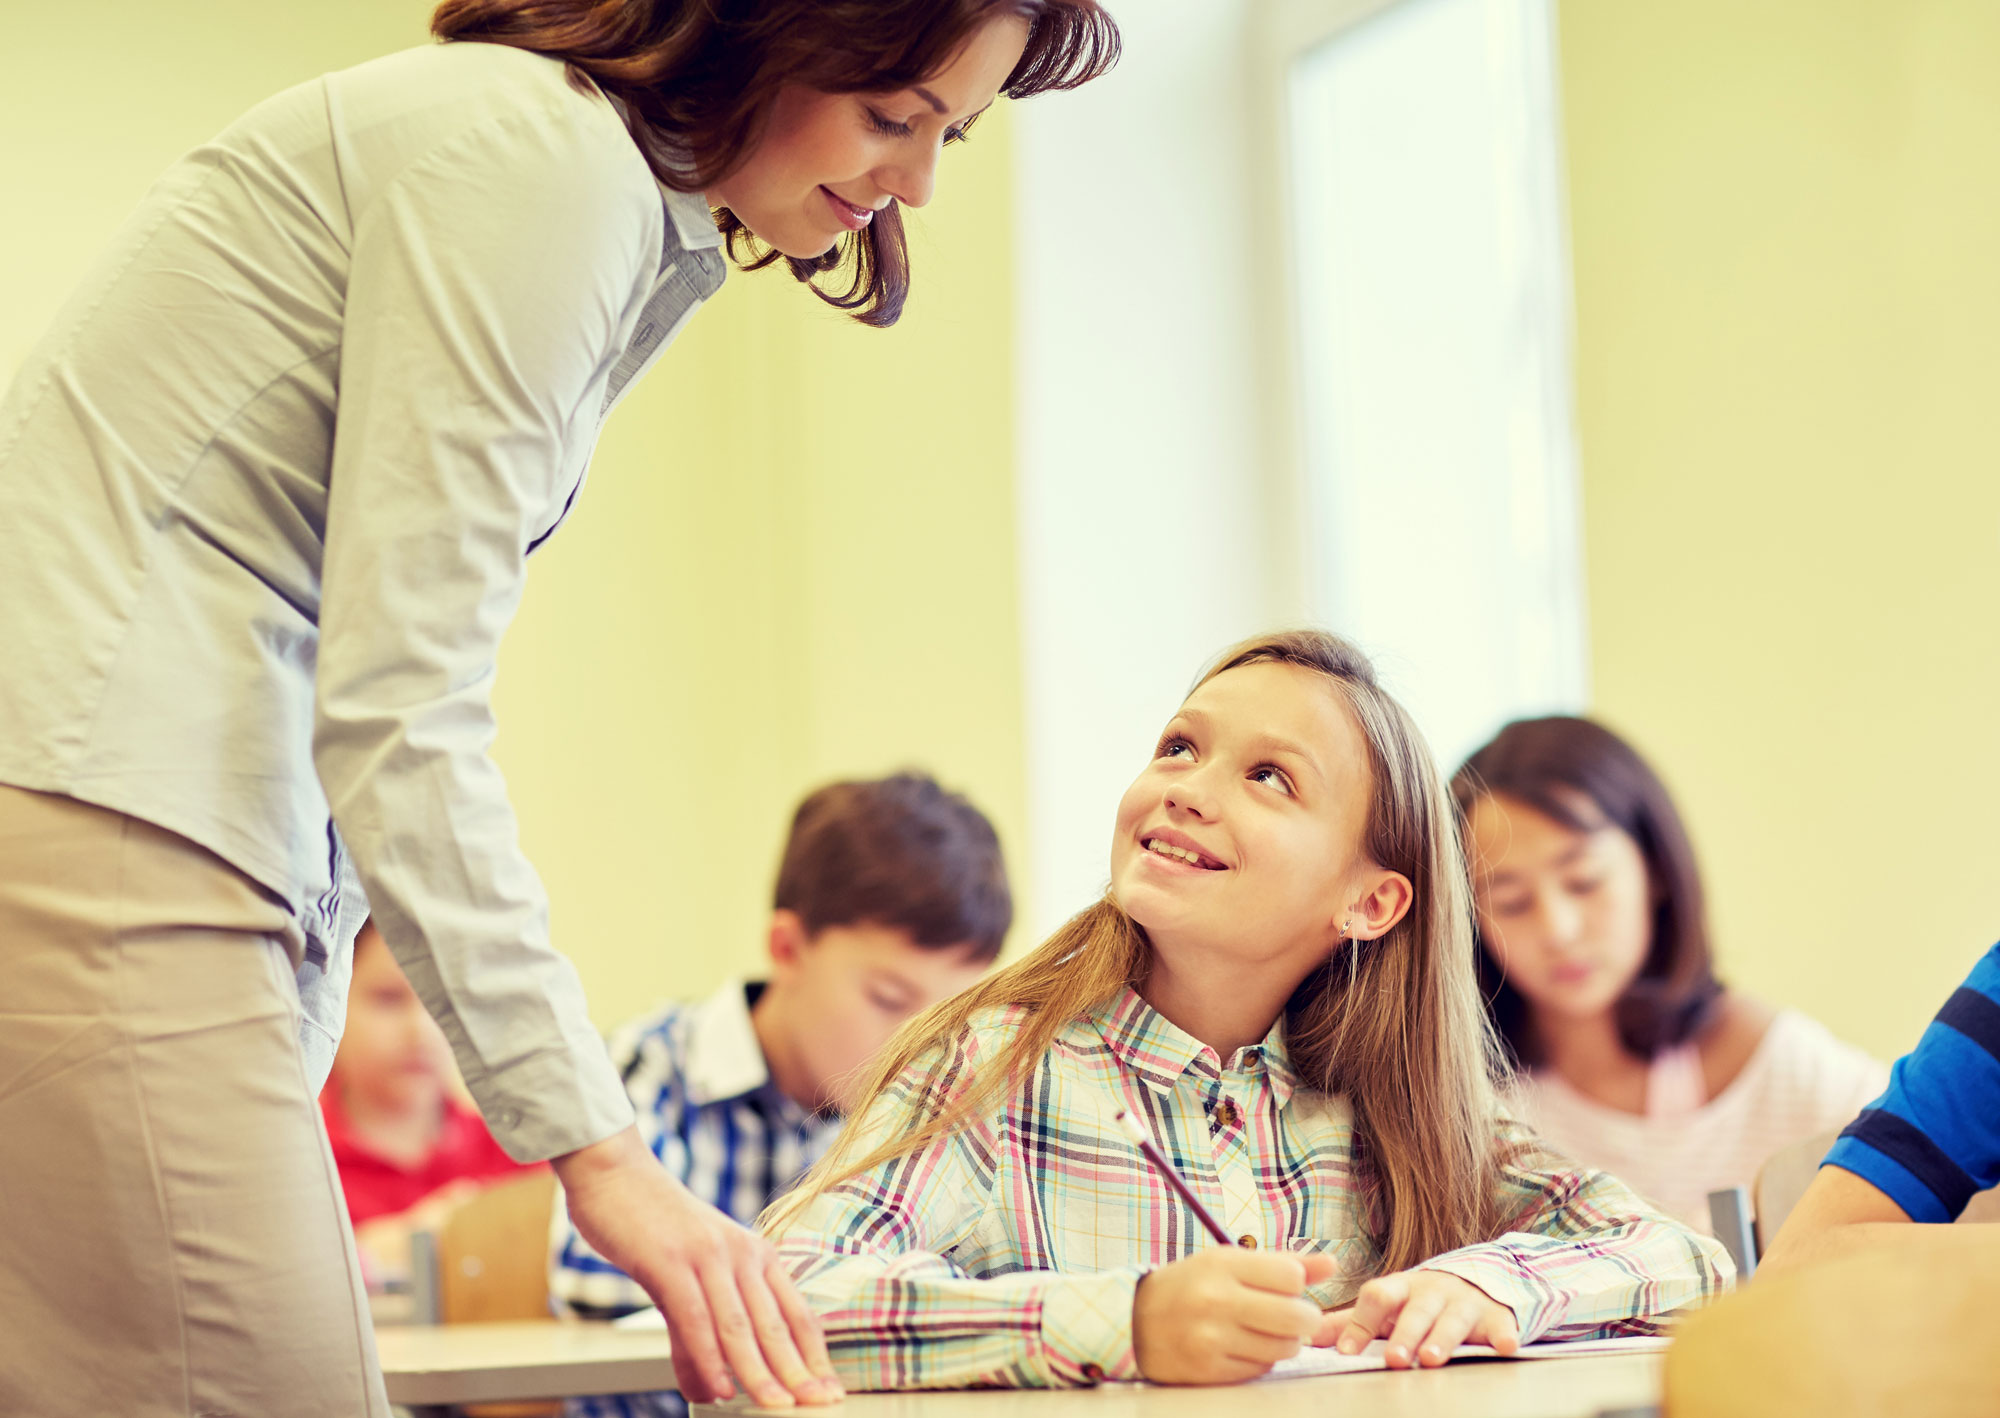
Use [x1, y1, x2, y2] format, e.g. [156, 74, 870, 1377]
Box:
[1114, 1103, 1334, 1385]
[1132, 1247, 1337, 1385]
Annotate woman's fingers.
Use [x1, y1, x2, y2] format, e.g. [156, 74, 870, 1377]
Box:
[730, 1253, 838, 1404]
[698, 1257, 798, 1410]
[766, 1254, 843, 1392]
[554, 1135, 838, 1408]
[655, 1266, 729, 1404]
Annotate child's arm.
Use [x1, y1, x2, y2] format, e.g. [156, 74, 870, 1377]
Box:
[1400, 1119, 1734, 1344]
[768, 1027, 1147, 1391]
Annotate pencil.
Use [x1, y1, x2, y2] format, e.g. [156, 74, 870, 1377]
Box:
[1113, 1106, 1234, 1246]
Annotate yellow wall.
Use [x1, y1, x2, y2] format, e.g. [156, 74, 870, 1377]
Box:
[493, 131, 1028, 1026]
[1560, 0, 2000, 1059]
[1, 1, 1028, 1029]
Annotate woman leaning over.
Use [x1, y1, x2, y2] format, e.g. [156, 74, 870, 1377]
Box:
[0, 3, 1115, 1414]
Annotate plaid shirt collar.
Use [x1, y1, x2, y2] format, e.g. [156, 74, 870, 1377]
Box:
[1087, 984, 1301, 1110]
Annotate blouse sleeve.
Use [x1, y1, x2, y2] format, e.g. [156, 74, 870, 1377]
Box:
[313, 94, 660, 1163]
[1415, 1116, 1735, 1340]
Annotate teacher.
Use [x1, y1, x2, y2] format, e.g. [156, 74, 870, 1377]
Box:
[0, 2, 1116, 1415]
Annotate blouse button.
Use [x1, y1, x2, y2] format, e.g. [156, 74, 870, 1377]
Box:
[1237, 1234, 1258, 1249]
[1082, 1363, 1106, 1383]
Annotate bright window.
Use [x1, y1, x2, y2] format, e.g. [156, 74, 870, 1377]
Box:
[1284, 0, 1589, 768]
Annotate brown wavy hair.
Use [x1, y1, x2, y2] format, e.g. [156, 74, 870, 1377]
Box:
[1452, 715, 1724, 1065]
[430, 0, 1120, 326]
[775, 771, 1013, 961]
[764, 630, 1515, 1276]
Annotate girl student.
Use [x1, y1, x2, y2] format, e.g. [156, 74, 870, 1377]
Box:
[0, 3, 1116, 1413]
[761, 631, 1729, 1390]
[1453, 717, 1886, 1233]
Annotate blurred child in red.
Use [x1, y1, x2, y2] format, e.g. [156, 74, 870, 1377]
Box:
[320, 918, 541, 1281]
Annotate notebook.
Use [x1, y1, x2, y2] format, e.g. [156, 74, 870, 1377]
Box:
[1260, 1335, 1671, 1380]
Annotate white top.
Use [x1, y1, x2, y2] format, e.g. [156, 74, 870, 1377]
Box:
[1505, 1009, 1889, 1233]
[0, 41, 725, 1159]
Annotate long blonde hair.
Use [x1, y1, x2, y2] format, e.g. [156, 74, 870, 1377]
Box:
[765, 630, 1510, 1273]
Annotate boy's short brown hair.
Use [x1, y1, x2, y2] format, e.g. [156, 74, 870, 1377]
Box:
[774, 773, 1011, 962]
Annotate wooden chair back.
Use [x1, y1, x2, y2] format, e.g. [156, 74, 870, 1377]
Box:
[1751, 1127, 1838, 1241]
[1756, 1125, 2000, 1238]
[437, 1168, 561, 1325]
[434, 1169, 563, 1418]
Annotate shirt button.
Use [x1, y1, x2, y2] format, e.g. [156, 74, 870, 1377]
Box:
[495, 1108, 521, 1131]
[1237, 1234, 1258, 1249]
[1082, 1363, 1105, 1383]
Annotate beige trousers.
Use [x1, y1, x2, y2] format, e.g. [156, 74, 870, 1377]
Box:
[0, 786, 390, 1418]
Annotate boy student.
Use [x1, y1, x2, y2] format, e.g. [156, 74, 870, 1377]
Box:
[1760, 942, 2000, 1277]
[550, 772, 1009, 1417]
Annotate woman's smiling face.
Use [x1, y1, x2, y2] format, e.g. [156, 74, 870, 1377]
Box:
[705, 15, 1029, 259]
[1109, 661, 1383, 970]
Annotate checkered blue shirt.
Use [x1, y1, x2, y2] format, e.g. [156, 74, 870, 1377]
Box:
[549, 980, 842, 1418]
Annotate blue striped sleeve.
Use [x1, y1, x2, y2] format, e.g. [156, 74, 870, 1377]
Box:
[1823, 944, 2000, 1223]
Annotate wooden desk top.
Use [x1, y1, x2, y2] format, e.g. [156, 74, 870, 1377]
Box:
[692, 1353, 1662, 1418]
[376, 1320, 675, 1407]
[375, 1323, 1661, 1415]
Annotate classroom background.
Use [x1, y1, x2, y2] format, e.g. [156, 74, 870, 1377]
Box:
[6, 0, 1996, 1064]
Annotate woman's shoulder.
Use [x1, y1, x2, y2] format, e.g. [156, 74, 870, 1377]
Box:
[325, 42, 603, 126]
[318, 43, 654, 207]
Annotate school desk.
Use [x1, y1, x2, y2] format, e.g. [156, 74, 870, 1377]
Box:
[376, 1319, 675, 1412]
[690, 1352, 1663, 1418]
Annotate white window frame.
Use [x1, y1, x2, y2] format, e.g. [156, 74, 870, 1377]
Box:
[1249, 0, 1590, 767]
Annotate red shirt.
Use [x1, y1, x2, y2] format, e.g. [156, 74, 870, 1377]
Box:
[320, 1088, 543, 1226]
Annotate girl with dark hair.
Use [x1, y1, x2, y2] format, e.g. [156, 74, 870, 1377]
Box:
[0, 4, 1116, 1415]
[1452, 717, 1884, 1233]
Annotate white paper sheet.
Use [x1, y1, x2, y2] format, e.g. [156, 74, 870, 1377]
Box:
[1261, 1335, 1671, 1380]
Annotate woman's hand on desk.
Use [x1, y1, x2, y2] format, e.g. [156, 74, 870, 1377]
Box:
[1315, 1270, 1519, 1369]
[552, 1127, 842, 1410]
[1132, 1248, 1334, 1384]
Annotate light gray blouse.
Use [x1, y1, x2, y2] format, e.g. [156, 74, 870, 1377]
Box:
[0, 41, 724, 1161]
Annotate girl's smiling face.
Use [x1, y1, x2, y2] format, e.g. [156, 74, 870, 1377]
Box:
[1110, 661, 1405, 974]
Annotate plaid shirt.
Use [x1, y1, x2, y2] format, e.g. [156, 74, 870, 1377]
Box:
[771, 985, 1733, 1391]
[550, 980, 842, 1418]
